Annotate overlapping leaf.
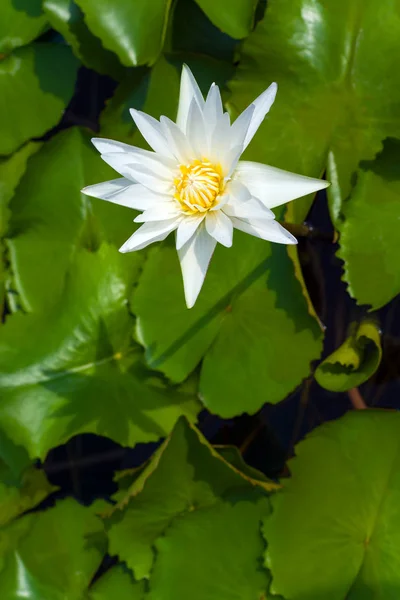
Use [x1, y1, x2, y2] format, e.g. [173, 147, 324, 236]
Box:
[0, 0, 48, 54]
[0, 44, 79, 156]
[43, 0, 125, 77]
[89, 566, 145, 600]
[228, 0, 400, 305]
[194, 0, 257, 39]
[107, 417, 272, 598]
[264, 410, 400, 599]
[0, 499, 104, 597]
[74, 0, 173, 66]
[315, 320, 382, 392]
[133, 234, 322, 417]
[0, 245, 200, 460]
[5, 127, 139, 314]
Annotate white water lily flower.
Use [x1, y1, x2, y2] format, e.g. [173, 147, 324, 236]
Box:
[82, 65, 329, 308]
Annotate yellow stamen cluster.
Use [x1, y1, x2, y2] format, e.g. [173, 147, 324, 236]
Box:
[174, 160, 224, 215]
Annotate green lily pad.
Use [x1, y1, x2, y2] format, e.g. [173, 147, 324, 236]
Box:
[0, 0, 48, 54]
[6, 128, 140, 314]
[0, 245, 200, 460]
[194, 0, 257, 39]
[0, 44, 79, 156]
[107, 417, 272, 581]
[263, 410, 400, 600]
[43, 0, 125, 77]
[74, 0, 173, 66]
[89, 566, 145, 600]
[315, 320, 382, 392]
[133, 234, 322, 417]
[0, 499, 104, 598]
[336, 139, 400, 309]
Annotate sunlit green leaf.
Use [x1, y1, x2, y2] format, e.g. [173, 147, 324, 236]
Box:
[0, 467, 56, 528]
[133, 234, 322, 417]
[0, 499, 104, 597]
[89, 566, 145, 600]
[0, 44, 79, 156]
[43, 0, 125, 77]
[0, 245, 200, 460]
[74, 0, 173, 66]
[5, 128, 139, 314]
[336, 139, 400, 309]
[228, 0, 400, 225]
[107, 417, 271, 581]
[315, 320, 382, 392]
[194, 0, 257, 39]
[263, 410, 400, 600]
[0, 0, 48, 54]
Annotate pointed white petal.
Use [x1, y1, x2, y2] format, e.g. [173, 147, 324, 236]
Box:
[130, 109, 174, 158]
[178, 223, 217, 308]
[242, 82, 278, 151]
[223, 180, 274, 219]
[91, 138, 179, 168]
[210, 112, 231, 166]
[176, 214, 205, 249]
[234, 161, 329, 209]
[81, 179, 162, 210]
[160, 116, 194, 164]
[134, 202, 180, 222]
[230, 104, 255, 149]
[222, 144, 243, 178]
[176, 64, 205, 133]
[205, 210, 233, 247]
[103, 160, 173, 195]
[203, 83, 224, 129]
[231, 216, 297, 244]
[101, 150, 175, 180]
[119, 219, 180, 253]
[186, 98, 209, 157]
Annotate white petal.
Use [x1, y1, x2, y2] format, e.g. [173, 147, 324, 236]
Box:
[223, 180, 274, 219]
[119, 219, 180, 253]
[178, 223, 217, 308]
[230, 104, 255, 149]
[231, 216, 297, 245]
[222, 144, 243, 178]
[176, 214, 205, 249]
[101, 150, 175, 180]
[203, 83, 224, 129]
[205, 210, 233, 248]
[104, 161, 173, 195]
[130, 109, 174, 158]
[234, 161, 329, 209]
[186, 98, 208, 157]
[134, 202, 180, 222]
[81, 179, 162, 210]
[176, 64, 205, 133]
[160, 116, 194, 164]
[242, 82, 278, 151]
[91, 138, 179, 168]
[210, 112, 231, 166]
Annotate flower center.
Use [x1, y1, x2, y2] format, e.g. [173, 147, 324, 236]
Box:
[174, 160, 224, 214]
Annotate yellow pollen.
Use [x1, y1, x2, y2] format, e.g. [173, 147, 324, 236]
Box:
[173, 159, 224, 214]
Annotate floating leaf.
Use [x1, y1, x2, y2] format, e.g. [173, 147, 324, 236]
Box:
[6, 128, 140, 314]
[0, 245, 200, 460]
[0, 44, 79, 156]
[336, 139, 400, 309]
[0, 467, 56, 528]
[0, 0, 48, 54]
[74, 0, 173, 66]
[90, 566, 145, 600]
[107, 417, 272, 581]
[228, 0, 400, 226]
[263, 410, 400, 600]
[0, 499, 104, 597]
[43, 0, 125, 77]
[133, 234, 322, 417]
[194, 0, 257, 39]
[315, 320, 382, 392]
